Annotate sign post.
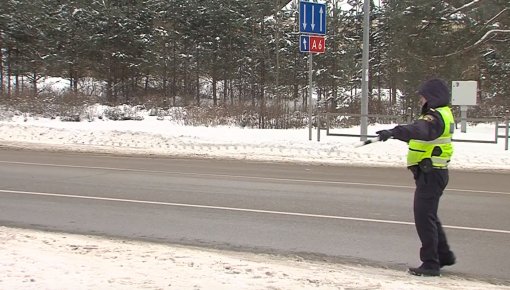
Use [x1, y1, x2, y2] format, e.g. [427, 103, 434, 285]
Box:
[360, 0, 370, 141]
[452, 81, 478, 133]
[308, 52, 313, 141]
[299, 1, 326, 140]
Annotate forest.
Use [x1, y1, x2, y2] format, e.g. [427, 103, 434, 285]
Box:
[0, 0, 509, 128]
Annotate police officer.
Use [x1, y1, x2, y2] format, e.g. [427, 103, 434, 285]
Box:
[376, 78, 456, 276]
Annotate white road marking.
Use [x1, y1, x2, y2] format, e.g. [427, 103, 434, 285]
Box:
[1, 160, 509, 196]
[1, 189, 509, 235]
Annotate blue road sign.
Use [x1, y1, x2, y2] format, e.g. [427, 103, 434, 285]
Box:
[300, 35, 310, 52]
[299, 1, 326, 35]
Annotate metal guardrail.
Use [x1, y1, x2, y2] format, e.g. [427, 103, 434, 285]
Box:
[316, 112, 407, 142]
[451, 117, 509, 150]
[497, 120, 510, 151]
[317, 112, 510, 150]
[451, 118, 500, 144]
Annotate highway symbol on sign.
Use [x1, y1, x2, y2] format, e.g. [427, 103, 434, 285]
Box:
[299, 1, 326, 35]
[300, 35, 325, 53]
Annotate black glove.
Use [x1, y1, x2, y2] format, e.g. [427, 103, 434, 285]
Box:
[376, 130, 393, 142]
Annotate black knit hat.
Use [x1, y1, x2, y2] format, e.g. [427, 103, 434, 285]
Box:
[418, 79, 450, 103]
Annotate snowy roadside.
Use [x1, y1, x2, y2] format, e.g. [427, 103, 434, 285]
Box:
[1, 117, 510, 172]
[2, 226, 509, 290]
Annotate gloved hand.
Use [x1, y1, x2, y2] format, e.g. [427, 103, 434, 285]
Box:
[376, 130, 393, 142]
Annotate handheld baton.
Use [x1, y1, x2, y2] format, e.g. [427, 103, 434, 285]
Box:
[353, 136, 381, 148]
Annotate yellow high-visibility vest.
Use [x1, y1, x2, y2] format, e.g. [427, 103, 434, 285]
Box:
[407, 106, 455, 168]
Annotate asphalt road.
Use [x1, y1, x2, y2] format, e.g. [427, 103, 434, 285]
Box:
[0, 148, 509, 284]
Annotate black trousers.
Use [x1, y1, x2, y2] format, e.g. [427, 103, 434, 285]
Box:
[411, 166, 451, 269]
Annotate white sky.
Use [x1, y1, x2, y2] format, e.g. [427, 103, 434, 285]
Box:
[1, 107, 510, 289]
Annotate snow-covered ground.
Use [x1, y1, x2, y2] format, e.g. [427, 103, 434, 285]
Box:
[1, 109, 510, 289]
[1, 110, 509, 171]
[2, 226, 508, 290]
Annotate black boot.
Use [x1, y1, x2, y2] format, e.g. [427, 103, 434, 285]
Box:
[439, 252, 456, 268]
[408, 265, 440, 277]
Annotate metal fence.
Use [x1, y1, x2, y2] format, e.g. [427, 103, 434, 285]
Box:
[317, 112, 510, 151]
[497, 121, 510, 151]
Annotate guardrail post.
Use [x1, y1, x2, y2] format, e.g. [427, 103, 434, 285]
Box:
[326, 112, 330, 136]
[506, 110, 509, 151]
[495, 119, 499, 144]
[317, 109, 321, 142]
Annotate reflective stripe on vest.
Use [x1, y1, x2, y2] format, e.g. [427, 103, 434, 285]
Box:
[407, 107, 455, 168]
[410, 138, 452, 145]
